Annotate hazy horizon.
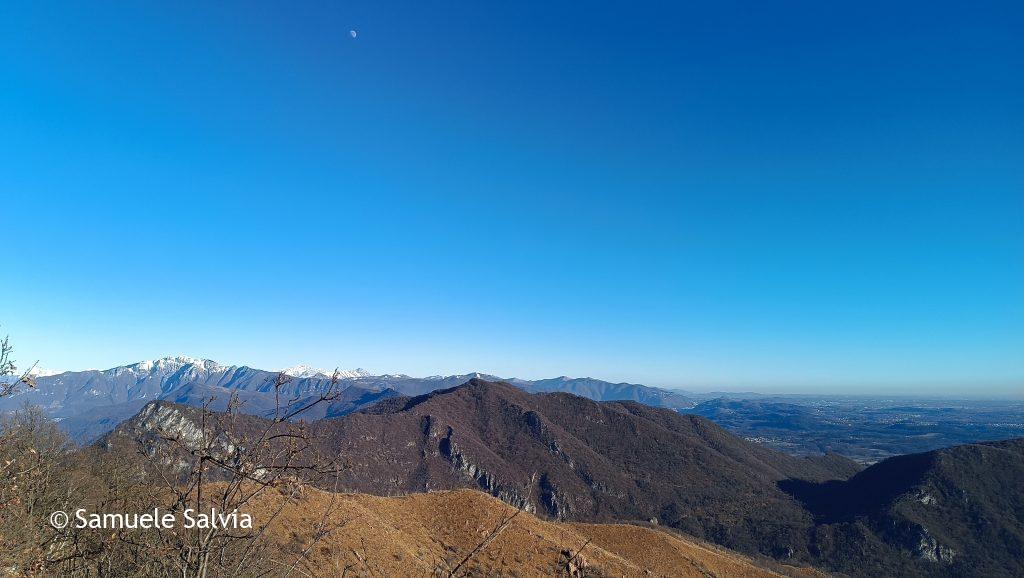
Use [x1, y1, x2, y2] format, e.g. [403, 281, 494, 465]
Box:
[7, 351, 1022, 400]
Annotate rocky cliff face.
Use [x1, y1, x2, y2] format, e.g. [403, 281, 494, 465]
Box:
[101, 401, 255, 478]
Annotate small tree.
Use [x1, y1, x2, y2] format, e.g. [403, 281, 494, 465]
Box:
[141, 370, 352, 577]
[33, 370, 355, 577]
[0, 332, 38, 398]
[0, 331, 45, 573]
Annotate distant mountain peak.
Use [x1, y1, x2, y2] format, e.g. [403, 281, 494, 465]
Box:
[280, 364, 370, 379]
[2, 358, 694, 443]
[26, 366, 61, 377]
[423, 371, 492, 380]
[123, 356, 223, 373]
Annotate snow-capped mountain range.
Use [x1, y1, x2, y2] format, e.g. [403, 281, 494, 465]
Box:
[279, 364, 371, 379]
[26, 366, 62, 378]
[0, 365, 63, 380]
[0, 356, 693, 442]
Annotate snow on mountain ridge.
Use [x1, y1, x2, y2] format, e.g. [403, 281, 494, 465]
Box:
[280, 364, 370, 379]
[25, 357, 369, 380]
[1, 356, 695, 443]
[108, 356, 225, 378]
[0, 365, 62, 383]
[423, 372, 490, 380]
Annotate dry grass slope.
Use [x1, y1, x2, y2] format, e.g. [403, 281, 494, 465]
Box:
[256, 487, 819, 577]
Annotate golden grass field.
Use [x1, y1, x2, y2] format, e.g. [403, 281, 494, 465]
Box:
[252, 486, 827, 577]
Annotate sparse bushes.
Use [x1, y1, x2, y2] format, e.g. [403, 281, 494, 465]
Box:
[0, 366, 351, 577]
[0, 406, 130, 575]
[0, 334, 37, 398]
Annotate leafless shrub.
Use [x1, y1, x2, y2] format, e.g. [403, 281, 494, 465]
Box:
[0, 332, 38, 398]
[107, 369, 352, 577]
[0, 338, 559, 578]
[2, 368, 355, 577]
[0, 406, 129, 575]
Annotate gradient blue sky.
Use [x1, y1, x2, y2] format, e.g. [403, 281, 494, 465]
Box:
[1, 1, 1021, 396]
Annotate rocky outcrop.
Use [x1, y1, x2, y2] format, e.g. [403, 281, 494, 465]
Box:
[101, 401, 247, 477]
[912, 527, 956, 564]
[438, 424, 535, 513]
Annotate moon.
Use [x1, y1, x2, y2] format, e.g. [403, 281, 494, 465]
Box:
[349, 30, 358, 39]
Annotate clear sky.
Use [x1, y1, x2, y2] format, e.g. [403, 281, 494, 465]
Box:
[1, 1, 1021, 396]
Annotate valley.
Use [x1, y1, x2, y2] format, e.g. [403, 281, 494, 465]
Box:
[683, 396, 1024, 463]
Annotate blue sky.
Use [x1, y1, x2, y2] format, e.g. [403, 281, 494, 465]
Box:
[1, 1, 1021, 396]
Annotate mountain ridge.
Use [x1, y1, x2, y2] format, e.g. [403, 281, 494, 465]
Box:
[778, 437, 1024, 577]
[2, 356, 692, 441]
[101, 379, 1024, 577]
[103, 379, 859, 563]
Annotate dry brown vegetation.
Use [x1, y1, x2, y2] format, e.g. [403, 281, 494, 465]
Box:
[0, 364, 353, 577]
[1, 334, 826, 577]
[241, 486, 815, 577]
[0, 403, 821, 577]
